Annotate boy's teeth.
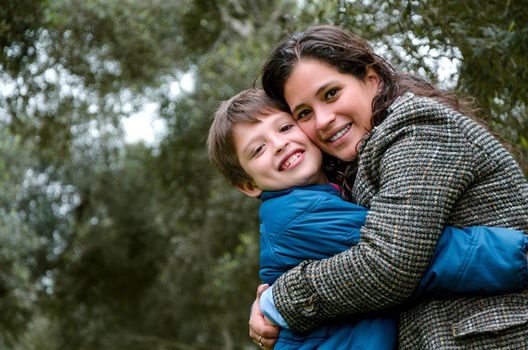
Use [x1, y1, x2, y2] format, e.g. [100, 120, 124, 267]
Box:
[329, 125, 351, 142]
[283, 152, 301, 169]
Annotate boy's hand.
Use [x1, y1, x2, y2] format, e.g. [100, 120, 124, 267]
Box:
[249, 284, 279, 349]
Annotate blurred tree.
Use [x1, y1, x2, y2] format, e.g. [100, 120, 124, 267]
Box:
[397, 0, 528, 167]
[0, 131, 41, 347]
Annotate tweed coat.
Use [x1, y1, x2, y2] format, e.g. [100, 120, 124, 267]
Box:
[271, 93, 528, 349]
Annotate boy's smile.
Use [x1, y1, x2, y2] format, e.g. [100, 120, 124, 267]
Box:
[233, 111, 327, 197]
[279, 149, 304, 171]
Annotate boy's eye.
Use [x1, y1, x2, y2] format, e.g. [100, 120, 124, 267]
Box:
[279, 124, 294, 133]
[251, 144, 265, 158]
[324, 88, 339, 100]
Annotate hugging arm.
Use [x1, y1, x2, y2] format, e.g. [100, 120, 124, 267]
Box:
[259, 217, 528, 329]
[258, 187, 528, 330]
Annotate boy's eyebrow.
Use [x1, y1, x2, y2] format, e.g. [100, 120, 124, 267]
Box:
[236, 113, 290, 158]
[237, 128, 259, 159]
[239, 137, 255, 158]
[291, 81, 335, 115]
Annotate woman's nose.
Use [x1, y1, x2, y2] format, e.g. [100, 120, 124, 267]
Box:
[315, 109, 336, 131]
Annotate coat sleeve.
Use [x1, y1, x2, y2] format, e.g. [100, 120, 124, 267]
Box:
[271, 106, 481, 332]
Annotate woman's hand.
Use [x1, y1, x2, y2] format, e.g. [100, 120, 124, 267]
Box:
[249, 284, 279, 349]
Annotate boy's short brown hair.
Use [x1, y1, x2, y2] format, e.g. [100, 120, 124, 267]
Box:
[207, 88, 283, 186]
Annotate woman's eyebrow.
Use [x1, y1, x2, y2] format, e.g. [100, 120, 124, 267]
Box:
[315, 81, 335, 97]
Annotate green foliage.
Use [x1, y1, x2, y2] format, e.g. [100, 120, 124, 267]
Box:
[0, 0, 526, 349]
[397, 0, 528, 167]
[43, 0, 193, 90]
[0, 0, 48, 75]
[0, 131, 42, 346]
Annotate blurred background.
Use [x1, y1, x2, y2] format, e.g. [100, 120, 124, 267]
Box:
[0, 0, 526, 349]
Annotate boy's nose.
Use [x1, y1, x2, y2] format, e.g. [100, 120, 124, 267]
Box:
[271, 136, 288, 154]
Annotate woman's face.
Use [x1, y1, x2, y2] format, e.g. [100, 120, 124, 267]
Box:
[284, 59, 380, 161]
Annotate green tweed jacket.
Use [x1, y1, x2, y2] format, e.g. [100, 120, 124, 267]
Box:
[272, 93, 528, 349]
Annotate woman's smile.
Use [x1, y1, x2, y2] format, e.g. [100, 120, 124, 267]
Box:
[326, 123, 352, 143]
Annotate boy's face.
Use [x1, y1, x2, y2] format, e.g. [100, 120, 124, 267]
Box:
[233, 111, 327, 197]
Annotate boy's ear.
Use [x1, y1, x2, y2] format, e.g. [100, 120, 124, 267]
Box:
[236, 181, 263, 197]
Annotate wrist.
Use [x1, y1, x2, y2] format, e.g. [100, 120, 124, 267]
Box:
[260, 286, 289, 329]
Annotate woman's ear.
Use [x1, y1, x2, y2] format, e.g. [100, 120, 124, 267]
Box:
[365, 67, 381, 89]
[236, 181, 263, 197]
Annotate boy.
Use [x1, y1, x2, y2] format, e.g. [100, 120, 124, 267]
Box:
[207, 88, 528, 349]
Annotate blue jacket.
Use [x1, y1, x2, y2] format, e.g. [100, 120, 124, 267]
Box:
[259, 184, 528, 349]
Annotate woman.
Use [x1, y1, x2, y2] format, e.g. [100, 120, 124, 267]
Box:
[250, 25, 528, 349]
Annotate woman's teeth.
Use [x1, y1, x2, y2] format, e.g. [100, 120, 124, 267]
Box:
[329, 124, 351, 142]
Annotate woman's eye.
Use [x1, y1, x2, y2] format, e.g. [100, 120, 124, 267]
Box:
[324, 88, 339, 100]
[296, 109, 311, 121]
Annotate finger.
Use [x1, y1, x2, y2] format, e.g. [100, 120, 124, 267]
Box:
[250, 328, 279, 342]
[256, 283, 270, 298]
[249, 302, 279, 337]
[257, 334, 278, 349]
[249, 320, 278, 339]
